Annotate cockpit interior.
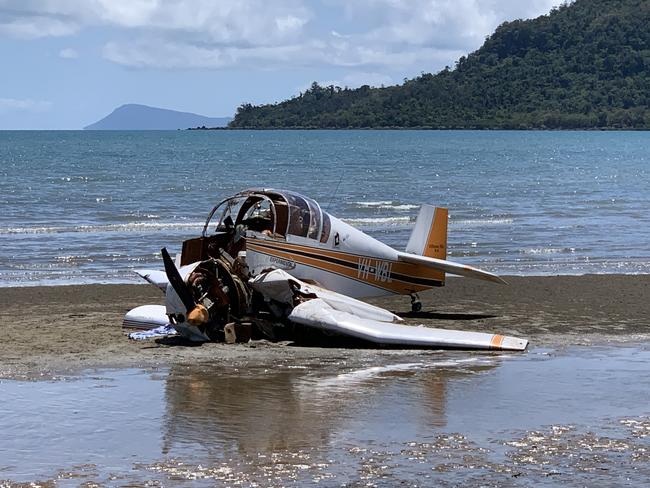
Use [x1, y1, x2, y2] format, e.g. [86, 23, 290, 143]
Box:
[180, 189, 331, 266]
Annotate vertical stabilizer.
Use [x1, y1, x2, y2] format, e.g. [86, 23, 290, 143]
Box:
[406, 205, 448, 259]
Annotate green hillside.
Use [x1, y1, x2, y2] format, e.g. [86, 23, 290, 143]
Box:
[229, 0, 650, 129]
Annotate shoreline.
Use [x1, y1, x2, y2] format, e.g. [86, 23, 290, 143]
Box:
[187, 126, 650, 131]
[2, 274, 649, 380]
[2, 270, 649, 289]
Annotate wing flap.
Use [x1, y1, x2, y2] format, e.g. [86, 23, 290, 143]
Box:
[288, 299, 527, 351]
[398, 252, 507, 284]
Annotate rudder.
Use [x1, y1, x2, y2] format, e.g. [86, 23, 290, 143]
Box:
[406, 205, 448, 260]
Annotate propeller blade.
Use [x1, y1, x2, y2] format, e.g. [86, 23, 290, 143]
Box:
[161, 247, 196, 312]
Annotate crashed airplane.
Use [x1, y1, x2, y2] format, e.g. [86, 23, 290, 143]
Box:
[124, 188, 528, 351]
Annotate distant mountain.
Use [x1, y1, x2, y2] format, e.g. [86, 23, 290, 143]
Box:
[230, 0, 650, 129]
[84, 104, 231, 130]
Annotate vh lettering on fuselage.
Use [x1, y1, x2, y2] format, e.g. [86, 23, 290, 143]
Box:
[269, 255, 296, 270]
[357, 257, 393, 283]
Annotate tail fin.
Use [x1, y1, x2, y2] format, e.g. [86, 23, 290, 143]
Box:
[406, 205, 448, 259]
[402, 206, 506, 286]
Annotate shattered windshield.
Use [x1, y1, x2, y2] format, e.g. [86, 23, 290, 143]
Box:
[205, 190, 323, 241]
[306, 198, 321, 240]
[276, 190, 323, 240]
[286, 194, 310, 237]
[239, 198, 274, 234]
[204, 197, 246, 234]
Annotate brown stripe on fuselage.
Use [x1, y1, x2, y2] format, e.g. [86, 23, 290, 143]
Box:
[249, 243, 404, 294]
[253, 238, 445, 283]
[247, 237, 443, 295]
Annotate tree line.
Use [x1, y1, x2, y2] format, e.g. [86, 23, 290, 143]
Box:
[229, 0, 650, 130]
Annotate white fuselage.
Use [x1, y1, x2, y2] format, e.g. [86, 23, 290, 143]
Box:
[245, 216, 411, 299]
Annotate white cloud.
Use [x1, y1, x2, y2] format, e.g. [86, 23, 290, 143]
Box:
[334, 0, 563, 50]
[0, 0, 310, 44]
[102, 34, 464, 71]
[0, 16, 77, 39]
[103, 39, 329, 70]
[58, 47, 78, 59]
[0, 97, 52, 112]
[275, 14, 307, 33]
[0, 0, 564, 70]
[297, 72, 395, 94]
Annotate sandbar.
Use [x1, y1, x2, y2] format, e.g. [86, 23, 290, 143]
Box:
[1, 274, 649, 379]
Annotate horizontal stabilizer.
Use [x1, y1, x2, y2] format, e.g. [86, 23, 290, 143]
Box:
[289, 299, 527, 351]
[398, 252, 507, 284]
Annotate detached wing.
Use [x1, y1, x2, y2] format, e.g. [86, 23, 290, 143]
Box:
[397, 252, 507, 285]
[289, 299, 527, 351]
[251, 269, 527, 351]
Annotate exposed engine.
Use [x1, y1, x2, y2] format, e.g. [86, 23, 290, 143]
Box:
[167, 251, 252, 342]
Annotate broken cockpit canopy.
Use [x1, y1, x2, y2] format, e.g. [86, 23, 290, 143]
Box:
[202, 189, 331, 243]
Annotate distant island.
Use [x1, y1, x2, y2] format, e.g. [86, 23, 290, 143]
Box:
[84, 104, 231, 130]
[229, 0, 650, 130]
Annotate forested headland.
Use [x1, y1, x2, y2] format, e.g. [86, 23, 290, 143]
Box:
[229, 0, 650, 130]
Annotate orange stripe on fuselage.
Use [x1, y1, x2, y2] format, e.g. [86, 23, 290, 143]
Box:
[247, 238, 443, 295]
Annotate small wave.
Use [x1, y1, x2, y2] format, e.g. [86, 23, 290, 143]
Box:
[54, 255, 95, 264]
[57, 176, 91, 183]
[126, 212, 160, 219]
[352, 201, 419, 211]
[390, 204, 419, 211]
[353, 200, 393, 207]
[343, 216, 412, 226]
[521, 247, 576, 255]
[451, 218, 514, 227]
[0, 221, 205, 235]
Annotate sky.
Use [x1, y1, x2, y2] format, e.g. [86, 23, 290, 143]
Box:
[0, 0, 563, 129]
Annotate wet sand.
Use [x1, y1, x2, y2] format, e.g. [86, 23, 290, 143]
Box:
[1, 274, 649, 379]
[2, 275, 650, 487]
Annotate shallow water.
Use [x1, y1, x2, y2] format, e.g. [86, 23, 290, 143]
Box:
[2, 130, 650, 285]
[2, 345, 650, 486]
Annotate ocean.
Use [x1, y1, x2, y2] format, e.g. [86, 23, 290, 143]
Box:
[1, 130, 649, 286]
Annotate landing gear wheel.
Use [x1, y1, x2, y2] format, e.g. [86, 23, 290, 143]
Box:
[410, 293, 422, 313]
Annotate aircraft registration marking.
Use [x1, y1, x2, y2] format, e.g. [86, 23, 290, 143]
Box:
[357, 257, 393, 283]
[269, 255, 296, 269]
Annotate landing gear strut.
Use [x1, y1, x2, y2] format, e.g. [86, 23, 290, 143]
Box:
[410, 293, 422, 313]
